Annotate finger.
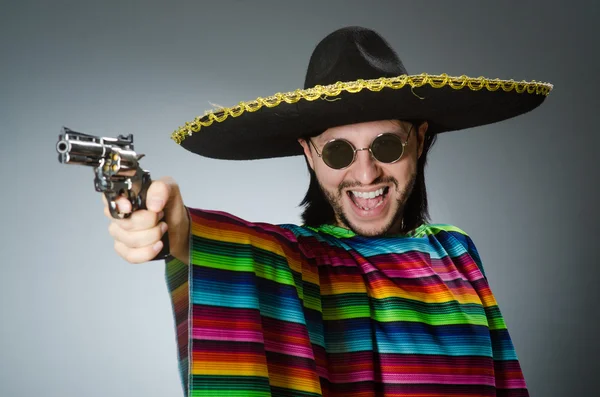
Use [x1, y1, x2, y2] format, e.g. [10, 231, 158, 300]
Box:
[109, 221, 168, 248]
[111, 209, 164, 232]
[103, 196, 133, 218]
[114, 240, 164, 264]
[116, 196, 132, 213]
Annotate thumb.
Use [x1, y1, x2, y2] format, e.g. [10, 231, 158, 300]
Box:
[146, 177, 189, 263]
[145, 177, 177, 213]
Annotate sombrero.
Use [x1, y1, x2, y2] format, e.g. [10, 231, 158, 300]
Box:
[171, 26, 553, 160]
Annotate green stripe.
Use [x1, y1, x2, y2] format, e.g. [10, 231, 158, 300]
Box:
[192, 251, 297, 286]
[165, 256, 188, 291]
[410, 223, 468, 238]
[323, 294, 485, 316]
[190, 375, 270, 390]
[323, 306, 489, 326]
[193, 236, 287, 262]
[485, 306, 508, 330]
[191, 391, 271, 397]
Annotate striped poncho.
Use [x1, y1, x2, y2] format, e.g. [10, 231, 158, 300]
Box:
[166, 208, 528, 397]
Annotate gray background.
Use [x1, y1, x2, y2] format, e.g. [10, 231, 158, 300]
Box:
[1, 0, 598, 396]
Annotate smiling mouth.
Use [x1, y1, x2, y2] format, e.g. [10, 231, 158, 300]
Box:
[347, 187, 390, 211]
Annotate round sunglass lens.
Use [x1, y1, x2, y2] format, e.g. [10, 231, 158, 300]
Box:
[371, 134, 404, 163]
[323, 140, 355, 169]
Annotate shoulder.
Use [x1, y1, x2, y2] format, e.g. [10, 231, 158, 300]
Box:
[414, 223, 486, 277]
[411, 223, 469, 237]
[187, 207, 300, 244]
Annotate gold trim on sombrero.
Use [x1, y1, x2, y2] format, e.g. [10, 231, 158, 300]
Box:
[171, 73, 554, 144]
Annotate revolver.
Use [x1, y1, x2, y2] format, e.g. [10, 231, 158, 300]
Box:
[56, 126, 169, 260]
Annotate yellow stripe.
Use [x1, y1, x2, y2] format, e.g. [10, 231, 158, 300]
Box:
[268, 372, 322, 394]
[191, 362, 268, 377]
[321, 282, 482, 305]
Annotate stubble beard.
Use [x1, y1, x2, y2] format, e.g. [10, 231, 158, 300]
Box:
[320, 173, 417, 237]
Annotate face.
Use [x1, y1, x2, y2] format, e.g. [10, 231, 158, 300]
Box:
[299, 120, 427, 236]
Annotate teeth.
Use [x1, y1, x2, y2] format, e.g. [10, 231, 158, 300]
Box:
[357, 199, 385, 211]
[351, 188, 384, 199]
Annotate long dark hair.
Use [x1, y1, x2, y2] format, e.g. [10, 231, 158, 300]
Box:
[299, 122, 438, 234]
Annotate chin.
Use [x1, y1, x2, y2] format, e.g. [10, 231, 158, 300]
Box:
[339, 203, 403, 237]
[338, 189, 403, 237]
[344, 217, 401, 237]
[350, 224, 391, 237]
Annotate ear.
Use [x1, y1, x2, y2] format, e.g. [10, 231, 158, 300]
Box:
[416, 121, 428, 159]
[298, 138, 315, 171]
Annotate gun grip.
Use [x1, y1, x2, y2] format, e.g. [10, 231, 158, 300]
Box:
[155, 227, 170, 261]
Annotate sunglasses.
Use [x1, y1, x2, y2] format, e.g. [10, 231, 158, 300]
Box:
[309, 126, 413, 170]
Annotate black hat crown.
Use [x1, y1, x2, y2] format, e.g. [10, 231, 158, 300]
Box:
[304, 26, 408, 88]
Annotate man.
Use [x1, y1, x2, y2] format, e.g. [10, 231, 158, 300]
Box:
[105, 27, 551, 396]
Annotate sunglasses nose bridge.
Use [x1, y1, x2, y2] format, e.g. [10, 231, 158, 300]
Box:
[349, 147, 382, 183]
[355, 147, 376, 163]
[355, 147, 370, 156]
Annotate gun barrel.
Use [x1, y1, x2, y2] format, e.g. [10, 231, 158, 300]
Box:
[56, 137, 106, 166]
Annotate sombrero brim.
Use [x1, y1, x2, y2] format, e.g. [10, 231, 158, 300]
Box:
[172, 74, 553, 160]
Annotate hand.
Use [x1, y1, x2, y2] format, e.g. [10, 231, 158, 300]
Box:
[103, 177, 190, 264]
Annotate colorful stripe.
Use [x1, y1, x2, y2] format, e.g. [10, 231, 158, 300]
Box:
[165, 208, 528, 396]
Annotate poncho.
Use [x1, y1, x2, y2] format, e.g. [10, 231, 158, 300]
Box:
[165, 208, 528, 397]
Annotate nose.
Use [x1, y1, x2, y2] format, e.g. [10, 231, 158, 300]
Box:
[349, 149, 381, 184]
